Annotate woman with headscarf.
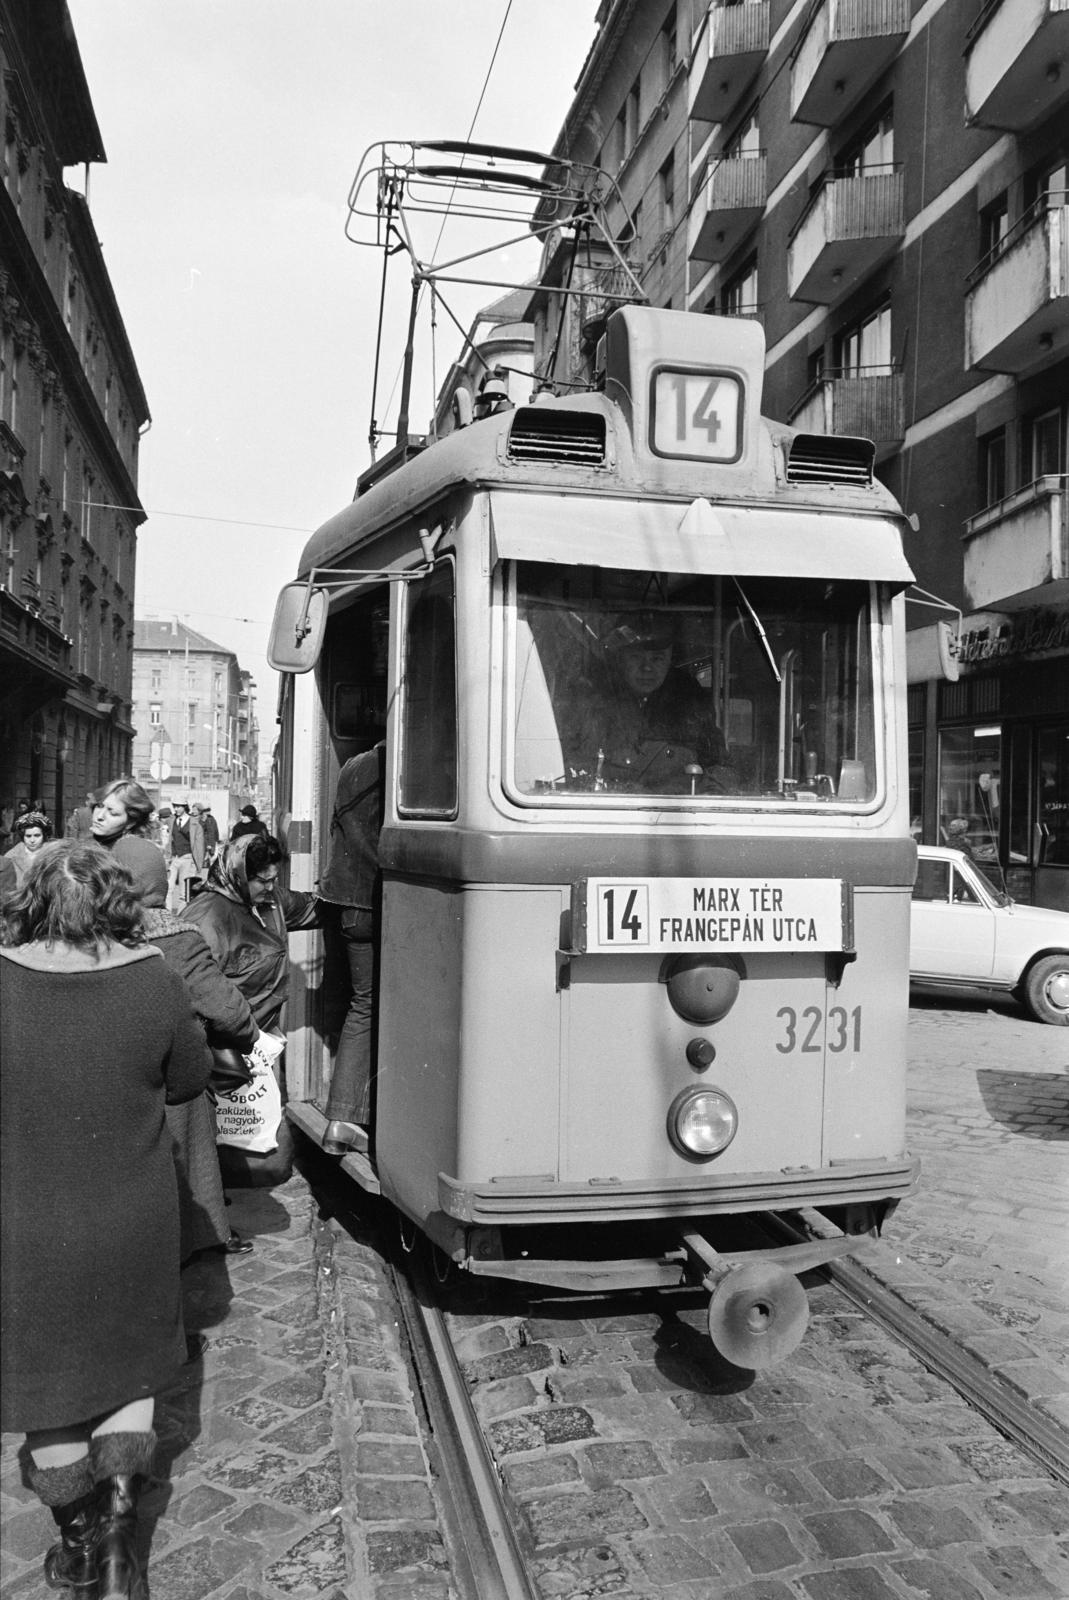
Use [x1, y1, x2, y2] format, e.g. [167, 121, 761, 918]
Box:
[181, 833, 322, 1184]
[1, 841, 209, 1600]
[4, 808, 54, 886]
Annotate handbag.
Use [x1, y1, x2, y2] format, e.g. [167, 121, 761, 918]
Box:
[209, 1045, 253, 1094]
[214, 1033, 286, 1155]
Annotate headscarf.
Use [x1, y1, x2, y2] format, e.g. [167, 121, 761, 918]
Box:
[201, 834, 262, 909]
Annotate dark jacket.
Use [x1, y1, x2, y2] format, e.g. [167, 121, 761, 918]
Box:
[181, 881, 320, 1030]
[318, 743, 384, 911]
[141, 908, 257, 1052]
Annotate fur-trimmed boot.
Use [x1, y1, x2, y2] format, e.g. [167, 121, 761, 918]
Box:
[88, 1432, 156, 1600]
[23, 1454, 100, 1594]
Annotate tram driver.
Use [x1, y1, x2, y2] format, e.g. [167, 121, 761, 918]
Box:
[561, 611, 734, 795]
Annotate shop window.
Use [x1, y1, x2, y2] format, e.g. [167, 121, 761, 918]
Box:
[399, 561, 457, 816]
[979, 428, 1006, 508]
[908, 726, 924, 838]
[938, 724, 1001, 863]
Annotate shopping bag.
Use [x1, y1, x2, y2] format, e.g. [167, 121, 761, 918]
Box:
[214, 1032, 285, 1154]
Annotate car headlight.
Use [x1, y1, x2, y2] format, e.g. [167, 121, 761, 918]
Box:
[667, 1085, 738, 1159]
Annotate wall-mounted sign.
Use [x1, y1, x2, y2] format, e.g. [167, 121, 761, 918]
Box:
[956, 608, 1069, 671]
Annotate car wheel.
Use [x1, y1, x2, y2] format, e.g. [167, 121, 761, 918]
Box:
[1023, 954, 1069, 1026]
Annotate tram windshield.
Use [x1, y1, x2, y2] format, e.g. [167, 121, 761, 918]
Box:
[507, 563, 878, 805]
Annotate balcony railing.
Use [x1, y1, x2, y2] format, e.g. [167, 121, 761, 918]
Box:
[963, 475, 1069, 610]
[790, 0, 910, 125]
[965, 195, 1069, 374]
[689, 152, 767, 261]
[788, 166, 905, 303]
[965, 0, 1069, 131]
[690, 1, 771, 123]
[788, 367, 904, 457]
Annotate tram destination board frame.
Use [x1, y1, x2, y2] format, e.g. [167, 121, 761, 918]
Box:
[571, 876, 853, 955]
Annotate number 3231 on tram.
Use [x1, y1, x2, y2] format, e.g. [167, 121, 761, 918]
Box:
[269, 307, 919, 1369]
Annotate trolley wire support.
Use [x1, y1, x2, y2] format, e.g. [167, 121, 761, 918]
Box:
[344, 139, 648, 458]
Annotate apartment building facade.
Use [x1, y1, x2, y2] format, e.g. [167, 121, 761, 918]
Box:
[131, 619, 259, 814]
[0, 0, 149, 831]
[530, 0, 1068, 907]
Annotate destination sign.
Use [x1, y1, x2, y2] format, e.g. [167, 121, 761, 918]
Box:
[576, 877, 846, 954]
[650, 367, 743, 462]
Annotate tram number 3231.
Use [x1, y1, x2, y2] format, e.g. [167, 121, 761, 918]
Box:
[776, 1006, 863, 1055]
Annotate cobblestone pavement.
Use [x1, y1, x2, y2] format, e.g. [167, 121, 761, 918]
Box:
[1, 1000, 1066, 1600]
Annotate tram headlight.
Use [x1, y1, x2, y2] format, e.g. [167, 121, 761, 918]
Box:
[667, 1085, 738, 1159]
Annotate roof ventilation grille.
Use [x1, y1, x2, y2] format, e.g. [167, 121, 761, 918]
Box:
[786, 433, 875, 487]
[507, 408, 606, 466]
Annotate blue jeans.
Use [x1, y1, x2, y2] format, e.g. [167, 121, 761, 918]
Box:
[325, 908, 377, 1126]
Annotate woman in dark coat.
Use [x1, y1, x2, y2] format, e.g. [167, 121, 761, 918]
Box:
[181, 833, 321, 1185]
[90, 779, 256, 1256]
[0, 841, 210, 1600]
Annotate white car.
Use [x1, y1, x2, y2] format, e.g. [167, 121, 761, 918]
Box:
[910, 846, 1069, 1026]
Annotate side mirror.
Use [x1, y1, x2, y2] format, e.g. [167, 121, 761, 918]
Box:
[267, 583, 328, 673]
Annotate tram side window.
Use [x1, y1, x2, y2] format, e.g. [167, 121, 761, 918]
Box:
[399, 563, 457, 815]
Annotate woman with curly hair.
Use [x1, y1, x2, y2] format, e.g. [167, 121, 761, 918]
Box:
[0, 842, 210, 1600]
[3, 808, 53, 887]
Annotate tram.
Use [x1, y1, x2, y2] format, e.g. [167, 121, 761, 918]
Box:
[269, 305, 919, 1368]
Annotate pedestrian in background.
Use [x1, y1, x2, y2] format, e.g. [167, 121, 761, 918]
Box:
[168, 802, 195, 908]
[201, 806, 220, 863]
[3, 809, 53, 888]
[189, 804, 209, 883]
[318, 741, 384, 1153]
[66, 792, 95, 841]
[1, 841, 209, 1600]
[230, 803, 268, 842]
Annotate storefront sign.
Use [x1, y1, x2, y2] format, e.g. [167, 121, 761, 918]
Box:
[956, 608, 1069, 671]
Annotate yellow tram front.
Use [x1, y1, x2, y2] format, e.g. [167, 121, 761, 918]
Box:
[274, 308, 919, 1367]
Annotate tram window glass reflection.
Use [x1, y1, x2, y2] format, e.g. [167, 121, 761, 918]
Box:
[399, 562, 457, 815]
[506, 563, 878, 803]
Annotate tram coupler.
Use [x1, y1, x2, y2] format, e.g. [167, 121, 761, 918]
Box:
[680, 1228, 809, 1369]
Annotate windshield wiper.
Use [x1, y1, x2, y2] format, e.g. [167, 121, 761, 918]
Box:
[733, 578, 781, 684]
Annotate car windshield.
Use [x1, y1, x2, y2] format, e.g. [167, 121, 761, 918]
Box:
[506, 563, 878, 805]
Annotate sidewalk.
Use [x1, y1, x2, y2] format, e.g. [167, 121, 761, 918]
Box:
[0, 1176, 458, 1600]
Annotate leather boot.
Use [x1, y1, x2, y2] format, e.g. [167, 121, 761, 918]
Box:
[23, 1455, 99, 1595]
[89, 1432, 156, 1600]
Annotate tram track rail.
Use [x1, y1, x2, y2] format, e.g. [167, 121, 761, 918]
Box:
[767, 1209, 1069, 1489]
[388, 1249, 540, 1600]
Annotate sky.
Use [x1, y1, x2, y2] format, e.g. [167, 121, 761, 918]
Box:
[66, 0, 599, 751]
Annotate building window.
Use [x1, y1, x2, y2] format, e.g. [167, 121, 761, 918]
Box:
[1024, 157, 1068, 211]
[660, 155, 675, 234]
[839, 106, 894, 174]
[626, 81, 641, 150]
[1028, 407, 1065, 480]
[836, 300, 891, 373]
[979, 192, 1009, 264]
[979, 428, 1006, 508]
[661, 7, 677, 88]
[721, 256, 759, 316]
[149, 703, 161, 726]
[613, 107, 626, 172]
[187, 700, 197, 726]
[151, 669, 161, 693]
[725, 106, 760, 160]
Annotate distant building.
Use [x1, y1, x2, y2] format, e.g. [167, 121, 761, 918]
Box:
[0, 0, 150, 829]
[431, 289, 535, 439]
[132, 619, 259, 809]
[522, 0, 1068, 908]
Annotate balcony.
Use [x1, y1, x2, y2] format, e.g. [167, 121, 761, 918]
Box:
[790, 0, 910, 126]
[787, 167, 904, 303]
[788, 367, 904, 460]
[963, 475, 1069, 610]
[965, 0, 1069, 132]
[965, 197, 1069, 374]
[690, 1, 770, 124]
[690, 153, 767, 261]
